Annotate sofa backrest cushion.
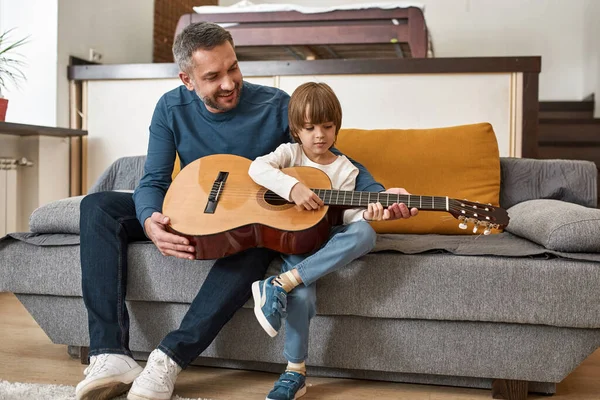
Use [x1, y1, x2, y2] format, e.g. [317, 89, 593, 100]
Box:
[335, 123, 501, 234]
[499, 158, 598, 209]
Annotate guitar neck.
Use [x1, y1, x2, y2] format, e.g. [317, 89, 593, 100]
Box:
[312, 189, 448, 211]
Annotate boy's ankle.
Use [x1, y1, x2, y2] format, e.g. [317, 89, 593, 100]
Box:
[286, 361, 306, 376]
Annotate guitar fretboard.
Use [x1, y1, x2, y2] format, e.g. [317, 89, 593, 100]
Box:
[312, 189, 448, 211]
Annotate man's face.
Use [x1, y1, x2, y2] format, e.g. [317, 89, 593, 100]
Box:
[179, 42, 243, 113]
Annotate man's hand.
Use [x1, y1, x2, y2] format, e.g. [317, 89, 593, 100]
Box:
[290, 182, 325, 211]
[382, 188, 419, 220]
[144, 212, 196, 260]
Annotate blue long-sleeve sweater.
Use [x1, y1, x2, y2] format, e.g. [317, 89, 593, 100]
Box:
[133, 81, 385, 227]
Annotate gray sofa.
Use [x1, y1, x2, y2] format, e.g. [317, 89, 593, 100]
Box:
[1, 155, 600, 400]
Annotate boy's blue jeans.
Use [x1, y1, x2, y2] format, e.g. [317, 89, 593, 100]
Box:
[280, 221, 377, 363]
[79, 191, 276, 368]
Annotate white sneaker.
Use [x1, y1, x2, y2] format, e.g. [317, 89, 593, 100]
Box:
[127, 349, 182, 400]
[75, 353, 143, 400]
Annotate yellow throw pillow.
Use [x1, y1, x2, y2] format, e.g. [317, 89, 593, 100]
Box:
[172, 153, 181, 181]
[335, 123, 501, 234]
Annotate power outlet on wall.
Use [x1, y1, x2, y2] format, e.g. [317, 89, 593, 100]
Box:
[89, 48, 103, 63]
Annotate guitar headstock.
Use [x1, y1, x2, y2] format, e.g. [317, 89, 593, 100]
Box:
[448, 198, 509, 235]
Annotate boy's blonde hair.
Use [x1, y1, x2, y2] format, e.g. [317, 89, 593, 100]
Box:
[288, 82, 342, 144]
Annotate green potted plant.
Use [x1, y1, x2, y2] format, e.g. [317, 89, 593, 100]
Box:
[0, 28, 28, 121]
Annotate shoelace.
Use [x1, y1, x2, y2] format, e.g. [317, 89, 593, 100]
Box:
[142, 352, 179, 386]
[84, 354, 110, 377]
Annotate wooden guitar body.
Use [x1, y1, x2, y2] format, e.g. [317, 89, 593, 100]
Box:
[163, 154, 333, 260]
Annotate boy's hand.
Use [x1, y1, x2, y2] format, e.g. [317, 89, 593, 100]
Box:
[290, 182, 324, 210]
[363, 202, 386, 221]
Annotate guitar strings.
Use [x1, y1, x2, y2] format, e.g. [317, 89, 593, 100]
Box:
[198, 187, 495, 217]
[206, 191, 447, 206]
[201, 192, 486, 216]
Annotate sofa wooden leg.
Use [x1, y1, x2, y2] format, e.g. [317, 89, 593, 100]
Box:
[80, 346, 89, 365]
[492, 379, 529, 400]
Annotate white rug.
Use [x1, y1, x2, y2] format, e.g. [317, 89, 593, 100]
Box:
[0, 380, 213, 400]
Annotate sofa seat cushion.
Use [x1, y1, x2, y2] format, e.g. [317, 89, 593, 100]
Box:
[2, 234, 600, 329]
[506, 199, 600, 253]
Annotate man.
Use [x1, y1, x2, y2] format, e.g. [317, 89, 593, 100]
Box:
[75, 22, 417, 400]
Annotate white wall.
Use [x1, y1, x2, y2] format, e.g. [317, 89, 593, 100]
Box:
[56, 0, 155, 127]
[583, 0, 599, 117]
[0, 0, 154, 128]
[0, 0, 59, 126]
[218, 0, 590, 101]
[0, 0, 153, 230]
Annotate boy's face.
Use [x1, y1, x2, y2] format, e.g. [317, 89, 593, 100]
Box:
[179, 41, 243, 113]
[296, 116, 337, 159]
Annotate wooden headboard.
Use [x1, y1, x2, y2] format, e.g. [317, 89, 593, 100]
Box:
[175, 7, 429, 60]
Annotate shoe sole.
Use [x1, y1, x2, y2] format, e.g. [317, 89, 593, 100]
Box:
[79, 382, 133, 400]
[127, 391, 171, 400]
[266, 384, 307, 400]
[77, 366, 143, 400]
[252, 281, 278, 337]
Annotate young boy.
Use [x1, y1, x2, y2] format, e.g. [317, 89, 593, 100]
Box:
[248, 82, 398, 400]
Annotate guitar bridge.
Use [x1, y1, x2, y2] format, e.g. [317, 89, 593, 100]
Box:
[204, 171, 229, 214]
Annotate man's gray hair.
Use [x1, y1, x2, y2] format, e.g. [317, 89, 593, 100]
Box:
[172, 22, 234, 73]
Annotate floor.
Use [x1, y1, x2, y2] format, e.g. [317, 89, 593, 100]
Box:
[1, 292, 599, 399]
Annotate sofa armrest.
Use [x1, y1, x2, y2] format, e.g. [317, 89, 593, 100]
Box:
[29, 189, 136, 234]
[29, 196, 85, 234]
[506, 199, 600, 253]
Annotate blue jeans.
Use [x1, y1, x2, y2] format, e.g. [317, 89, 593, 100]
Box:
[280, 221, 376, 362]
[80, 191, 277, 368]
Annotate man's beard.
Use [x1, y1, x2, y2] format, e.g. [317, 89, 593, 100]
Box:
[198, 84, 241, 112]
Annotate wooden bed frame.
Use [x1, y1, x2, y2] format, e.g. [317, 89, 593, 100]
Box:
[175, 7, 428, 60]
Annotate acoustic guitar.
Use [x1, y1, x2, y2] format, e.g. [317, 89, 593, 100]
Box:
[163, 154, 509, 260]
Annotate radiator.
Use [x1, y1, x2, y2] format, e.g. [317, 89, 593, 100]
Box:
[0, 158, 18, 236]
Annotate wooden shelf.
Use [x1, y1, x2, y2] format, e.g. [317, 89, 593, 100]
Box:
[0, 122, 87, 137]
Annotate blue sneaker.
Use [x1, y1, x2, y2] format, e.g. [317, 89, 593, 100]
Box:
[251, 276, 287, 337]
[266, 371, 307, 400]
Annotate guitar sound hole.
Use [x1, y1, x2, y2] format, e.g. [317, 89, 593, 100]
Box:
[264, 190, 288, 206]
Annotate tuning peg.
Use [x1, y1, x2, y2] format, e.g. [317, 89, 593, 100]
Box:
[483, 228, 491, 235]
[459, 222, 468, 229]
